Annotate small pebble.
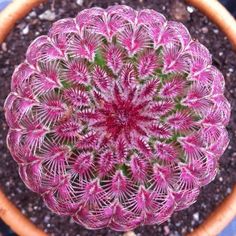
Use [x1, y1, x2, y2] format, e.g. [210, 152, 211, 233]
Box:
[193, 212, 199, 221]
[76, 0, 84, 6]
[187, 6, 195, 13]
[30, 217, 37, 222]
[22, 25, 29, 35]
[39, 10, 56, 21]
[201, 27, 209, 34]
[181, 227, 187, 234]
[123, 231, 136, 236]
[164, 225, 170, 235]
[17, 22, 26, 30]
[227, 188, 232, 194]
[1, 42, 7, 52]
[170, 1, 190, 22]
[175, 222, 181, 227]
[44, 215, 50, 223]
[29, 11, 37, 18]
[28, 204, 33, 212]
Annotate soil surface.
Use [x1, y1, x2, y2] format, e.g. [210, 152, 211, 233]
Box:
[0, 0, 236, 235]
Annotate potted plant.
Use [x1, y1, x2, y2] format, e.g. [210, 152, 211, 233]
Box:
[0, 0, 234, 236]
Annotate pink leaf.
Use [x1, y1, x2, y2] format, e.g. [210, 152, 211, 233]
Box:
[120, 63, 137, 89]
[167, 21, 191, 48]
[80, 179, 106, 206]
[98, 151, 114, 177]
[88, 11, 124, 41]
[134, 186, 155, 213]
[160, 76, 186, 99]
[149, 100, 174, 116]
[148, 124, 172, 139]
[163, 43, 191, 73]
[77, 109, 99, 122]
[156, 142, 177, 162]
[187, 41, 212, 75]
[115, 138, 128, 164]
[208, 127, 229, 157]
[53, 119, 81, 143]
[139, 79, 159, 100]
[118, 24, 149, 56]
[130, 155, 147, 182]
[70, 153, 94, 179]
[20, 118, 48, 153]
[49, 18, 77, 36]
[36, 92, 67, 126]
[135, 137, 152, 158]
[92, 66, 111, 92]
[18, 162, 43, 193]
[183, 83, 213, 113]
[11, 63, 36, 99]
[4, 93, 36, 128]
[62, 59, 89, 85]
[177, 166, 199, 191]
[138, 50, 159, 78]
[107, 171, 130, 200]
[199, 125, 223, 147]
[179, 136, 205, 162]
[137, 9, 166, 25]
[75, 8, 105, 32]
[202, 104, 230, 126]
[108, 5, 137, 23]
[167, 111, 196, 132]
[41, 145, 70, 175]
[26, 35, 64, 66]
[152, 164, 179, 191]
[104, 44, 124, 74]
[76, 131, 99, 150]
[33, 62, 62, 96]
[11, 62, 35, 95]
[64, 88, 89, 107]
[69, 32, 101, 61]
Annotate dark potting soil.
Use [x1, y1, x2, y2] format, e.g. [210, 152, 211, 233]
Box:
[0, 0, 236, 235]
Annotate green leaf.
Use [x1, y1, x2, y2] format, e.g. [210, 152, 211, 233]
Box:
[94, 50, 106, 67]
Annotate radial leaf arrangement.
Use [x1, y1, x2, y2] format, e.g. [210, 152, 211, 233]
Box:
[4, 5, 230, 231]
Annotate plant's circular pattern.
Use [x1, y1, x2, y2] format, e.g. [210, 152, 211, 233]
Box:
[4, 5, 230, 231]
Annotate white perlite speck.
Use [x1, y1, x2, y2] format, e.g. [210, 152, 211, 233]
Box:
[193, 212, 200, 222]
[22, 25, 29, 35]
[76, 0, 83, 6]
[187, 6, 195, 13]
[39, 10, 56, 21]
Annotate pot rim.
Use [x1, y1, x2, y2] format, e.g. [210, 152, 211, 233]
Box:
[186, 0, 236, 50]
[0, 1, 235, 236]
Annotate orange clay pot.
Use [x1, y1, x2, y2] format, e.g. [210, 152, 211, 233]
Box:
[0, 1, 236, 236]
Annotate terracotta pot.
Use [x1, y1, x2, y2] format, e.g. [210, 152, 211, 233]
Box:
[0, 1, 236, 236]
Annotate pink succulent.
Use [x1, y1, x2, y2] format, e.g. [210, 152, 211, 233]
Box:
[4, 5, 230, 231]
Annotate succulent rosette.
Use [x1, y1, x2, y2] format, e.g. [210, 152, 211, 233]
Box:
[4, 5, 230, 231]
